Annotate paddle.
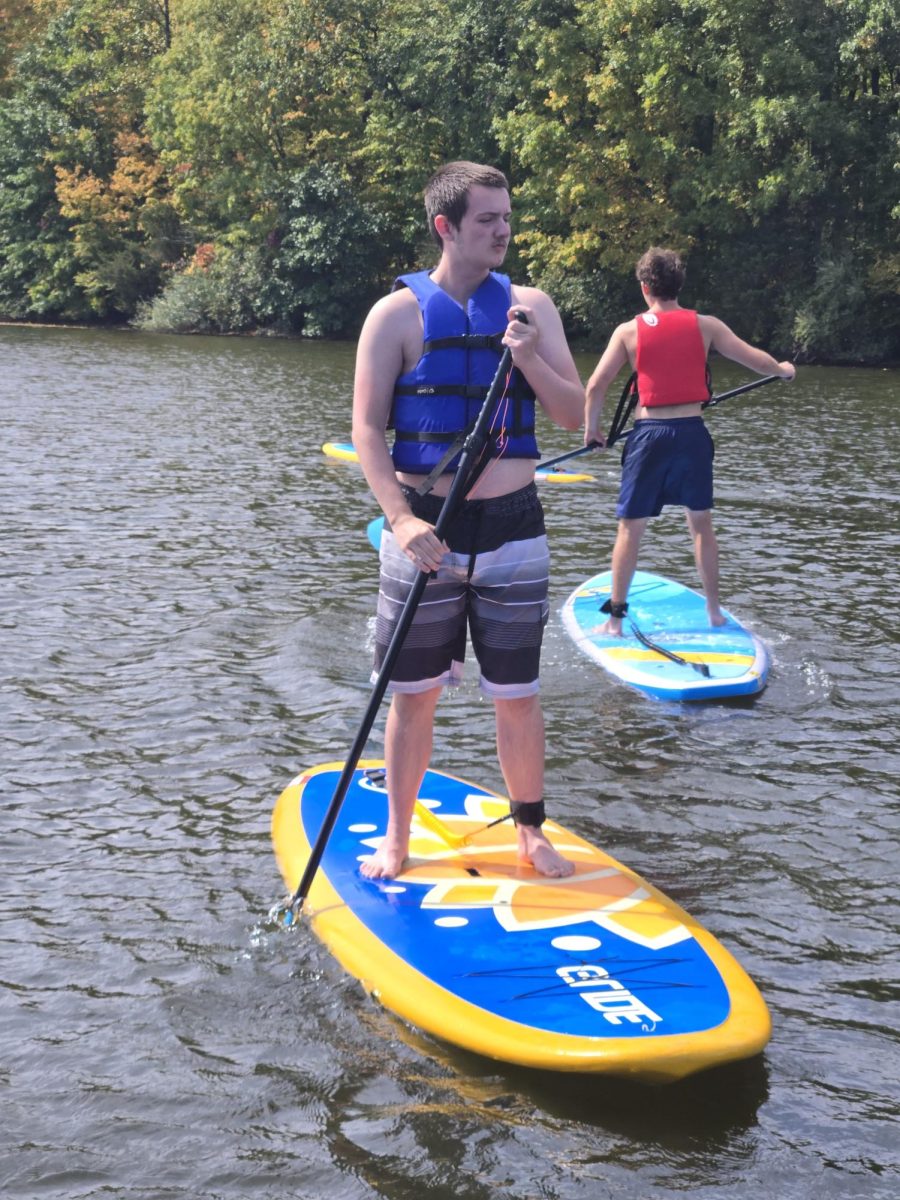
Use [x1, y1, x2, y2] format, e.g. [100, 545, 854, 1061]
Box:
[540, 373, 783, 476]
[627, 616, 711, 678]
[361, 767, 511, 850]
[534, 442, 601, 473]
[702, 373, 781, 410]
[612, 371, 784, 439]
[276, 318, 527, 921]
[538, 371, 642, 471]
[535, 374, 638, 475]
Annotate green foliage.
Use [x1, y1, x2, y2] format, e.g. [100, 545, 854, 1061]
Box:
[270, 164, 394, 337]
[138, 165, 395, 336]
[792, 254, 900, 364]
[0, 1, 48, 96]
[498, 0, 899, 357]
[0, 0, 896, 358]
[134, 243, 266, 333]
[0, 96, 81, 317]
[0, 0, 180, 320]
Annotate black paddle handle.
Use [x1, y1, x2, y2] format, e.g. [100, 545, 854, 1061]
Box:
[287, 322, 524, 912]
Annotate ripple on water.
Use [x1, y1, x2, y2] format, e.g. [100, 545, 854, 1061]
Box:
[2, 333, 898, 1199]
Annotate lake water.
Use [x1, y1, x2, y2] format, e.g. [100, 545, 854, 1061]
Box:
[2, 324, 898, 1199]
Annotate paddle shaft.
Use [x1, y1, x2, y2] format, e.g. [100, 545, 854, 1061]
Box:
[702, 373, 781, 410]
[494, 379, 782, 482]
[609, 371, 782, 446]
[628, 617, 711, 677]
[287, 328, 524, 911]
[535, 442, 601, 472]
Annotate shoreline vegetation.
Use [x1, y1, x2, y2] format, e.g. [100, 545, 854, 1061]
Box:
[2, 317, 897, 370]
[1, 2, 897, 366]
[3, 312, 899, 371]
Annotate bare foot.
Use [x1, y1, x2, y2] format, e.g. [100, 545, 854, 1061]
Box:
[517, 826, 575, 878]
[708, 609, 727, 627]
[599, 618, 624, 637]
[360, 835, 409, 879]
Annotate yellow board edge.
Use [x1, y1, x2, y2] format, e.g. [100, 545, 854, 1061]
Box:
[321, 443, 594, 482]
[272, 760, 771, 1083]
[322, 441, 360, 463]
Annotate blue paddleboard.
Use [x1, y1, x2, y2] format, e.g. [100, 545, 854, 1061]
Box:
[366, 516, 385, 550]
[323, 441, 593, 483]
[272, 761, 771, 1081]
[562, 570, 769, 701]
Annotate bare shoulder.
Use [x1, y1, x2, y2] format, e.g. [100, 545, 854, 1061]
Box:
[363, 286, 420, 334]
[510, 283, 561, 321]
[509, 283, 569, 347]
[696, 313, 740, 353]
[696, 313, 731, 339]
[358, 286, 421, 362]
[614, 317, 638, 352]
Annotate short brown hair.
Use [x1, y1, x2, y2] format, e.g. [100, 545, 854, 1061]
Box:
[424, 161, 509, 247]
[636, 247, 686, 300]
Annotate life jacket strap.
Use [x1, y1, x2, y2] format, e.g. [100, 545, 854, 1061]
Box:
[394, 383, 489, 398]
[422, 334, 505, 354]
[395, 420, 535, 443]
[414, 430, 470, 495]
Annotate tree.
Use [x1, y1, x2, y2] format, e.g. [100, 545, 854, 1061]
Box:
[0, 0, 180, 320]
[498, 0, 899, 358]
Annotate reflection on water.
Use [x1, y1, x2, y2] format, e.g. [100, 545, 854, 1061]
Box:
[2, 326, 898, 1199]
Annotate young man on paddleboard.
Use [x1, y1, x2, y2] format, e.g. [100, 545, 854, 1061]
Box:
[352, 161, 583, 880]
[584, 247, 795, 635]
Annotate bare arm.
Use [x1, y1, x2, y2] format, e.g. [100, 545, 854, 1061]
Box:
[507, 286, 583, 431]
[351, 293, 447, 572]
[700, 316, 795, 379]
[584, 322, 633, 446]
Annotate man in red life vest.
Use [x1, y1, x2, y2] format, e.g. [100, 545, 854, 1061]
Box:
[584, 247, 795, 635]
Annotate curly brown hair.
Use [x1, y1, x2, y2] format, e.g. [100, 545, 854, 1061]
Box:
[635, 248, 686, 300]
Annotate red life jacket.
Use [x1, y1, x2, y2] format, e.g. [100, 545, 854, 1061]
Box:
[635, 308, 711, 407]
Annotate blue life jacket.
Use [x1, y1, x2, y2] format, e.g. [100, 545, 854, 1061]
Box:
[390, 270, 539, 474]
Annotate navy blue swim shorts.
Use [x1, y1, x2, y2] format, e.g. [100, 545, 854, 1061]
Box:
[617, 417, 714, 519]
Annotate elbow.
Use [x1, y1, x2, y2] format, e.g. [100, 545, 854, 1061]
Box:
[566, 394, 587, 431]
[351, 418, 374, 448]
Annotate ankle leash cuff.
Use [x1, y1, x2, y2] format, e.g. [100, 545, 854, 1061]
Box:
[510, 799, 546, 828]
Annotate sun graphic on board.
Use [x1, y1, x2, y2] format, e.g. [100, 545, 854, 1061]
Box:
[358, 790, 692, 952]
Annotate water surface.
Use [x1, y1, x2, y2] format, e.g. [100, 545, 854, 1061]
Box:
[2, 325, 898, 1199]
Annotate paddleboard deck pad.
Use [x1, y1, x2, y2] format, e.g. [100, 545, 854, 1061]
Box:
[322, 442, 593, 483]
[272, 761, 771, 1081]
[562, 570, 769, 701]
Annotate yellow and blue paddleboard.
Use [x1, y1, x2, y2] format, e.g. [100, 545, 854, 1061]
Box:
[322, 441, 593, 483]
[563, 570, 770, 702]
[272, 761, 771, 1082]
[321, 440, 361, 463]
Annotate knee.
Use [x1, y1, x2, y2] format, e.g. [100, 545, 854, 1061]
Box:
[391, 688, 442, 720]
[494, 694, 542, 721]
[617, 518, 646, 544]
[687, 510, 714, 535]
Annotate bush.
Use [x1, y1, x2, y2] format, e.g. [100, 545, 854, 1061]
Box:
[791, 254, 900, 364]
[134, 245, 267, 334]
[270, 163, 395, 338]
[135, 165, 399, 337]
